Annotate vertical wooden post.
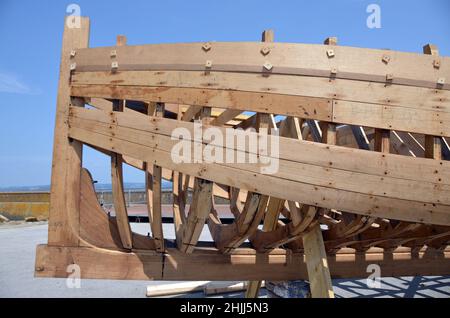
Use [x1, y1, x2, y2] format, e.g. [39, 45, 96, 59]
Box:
[298, 37, 338, 299]
[147, 102, 165, 251]
[110, 36, 133, 249]
[302, 121, 335, 298]
[245, 29, 275, 299]
[423, 44, 442, 160]
[48, 17, 90, 246]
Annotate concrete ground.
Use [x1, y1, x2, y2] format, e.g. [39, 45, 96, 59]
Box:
[0, 222, 449, 298]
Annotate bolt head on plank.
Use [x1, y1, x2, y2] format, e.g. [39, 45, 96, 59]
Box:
[111, 61, 119, 72]
[70, 50, 76, 58]
[331, 67, 338, 75]
[69, 63, 77, 71]
[382, 54, 391, 64]
[110, 50, 117, 58]
[263, 61, 273, 71]
[205, 60, 213, 68]
[326, 49, 335, 58]
[324, 37, 338, 45]
[433, 59, 441, 69]
[202, 42, 212, 51]
[386, 73, 394, 81]
[423, 44, 439, 56]
[437, 77, 446, 85]
[261, 47, 271, 55]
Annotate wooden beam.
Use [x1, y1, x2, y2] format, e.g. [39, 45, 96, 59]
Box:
[35, 244, 450, 281]
[423, 44, 442, 161]
[68, 107, 450, 226]
[48, 16, 90, 246]
[71, 42, 450, 90]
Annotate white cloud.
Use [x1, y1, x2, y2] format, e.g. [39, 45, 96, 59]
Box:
[0, 72, 41, 95]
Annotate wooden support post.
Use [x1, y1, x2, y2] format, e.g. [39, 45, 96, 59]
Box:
[423, 44, 442, 160]
[301, 121, 335, 298]
[48, 17, 90, 246]
[110, 36, 133, 249]
[246, 29, 275, 298]
[374, 129, 390, 152]
[146, 102, 165, 251]
[300, 37, 336, 298]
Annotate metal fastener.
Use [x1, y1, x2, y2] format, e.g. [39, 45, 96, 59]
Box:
[382, 54, 391, 64]
[110, 50, 117, 58]
[205, 60, 212, 68]
[261, 47, 271, 55]
[386, 73, 394, 81]
[263, 62, 273, 71]
[433, 59, 441, 69]
[326, 49, 335, 58]
[70, 63, 77, 71]
[331, 67, 338, 75]
[111, 61, 119, 72]
[70, 50, 76, 58]
[202, 42, 212, 51]
[437, 77, 445, 85]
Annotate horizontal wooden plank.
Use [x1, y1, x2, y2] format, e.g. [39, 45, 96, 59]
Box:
[73, 42, 450, 90]
[73, 70, 450, 113]
[71, 84, 332, 120]
[35, 244, 450, 280]
[67, 108, 450, 225]
[333, 100, 450, 137]
[71, 82, 450, 137]
[70, 107, 450, 186]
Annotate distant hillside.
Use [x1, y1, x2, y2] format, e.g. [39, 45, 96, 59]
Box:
[0, 181, 172, 192]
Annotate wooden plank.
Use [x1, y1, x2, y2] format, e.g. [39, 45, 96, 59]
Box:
[72, 70, 450, 114]
[72, 42, 450, 90]
[48, 16, 90, 246]
[332, 99, 450, 138]
[211, 109, 243, 126]
[35, 244, 450, 281]
[67, 108, 450, 225]
[146, 281, 209, 297]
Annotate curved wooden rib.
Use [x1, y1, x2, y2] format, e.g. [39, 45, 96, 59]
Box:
[208, 191, 265, 253]
[80, 168, 155, 250]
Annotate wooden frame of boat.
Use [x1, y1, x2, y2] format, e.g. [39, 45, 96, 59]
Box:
[35, 17, 450, 298]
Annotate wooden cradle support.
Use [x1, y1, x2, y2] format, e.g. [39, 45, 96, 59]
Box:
[37, 16, 450, 298]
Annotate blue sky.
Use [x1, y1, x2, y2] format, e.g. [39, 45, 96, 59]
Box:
[0, 0, 449, 187]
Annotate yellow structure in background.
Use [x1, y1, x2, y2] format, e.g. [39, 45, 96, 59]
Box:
[0, 193, 50, 220]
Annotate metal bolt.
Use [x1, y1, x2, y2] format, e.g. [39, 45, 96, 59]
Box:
[202, 42, 212, 51]
[437, 77, 445, 85]
[326, 49, 335, 58]
[111, 61, 118, 72]
[70, 50, 76, 58]
[386, 73, 394, 81]
[382, 54, 391, 64]
[263, 62, 273, 71]
[70, 63, 77, 71]
[110, 50, 117, 58]
[205, 60, 212, 68]
[331, 67, 338, 75]
[261, 47, 271, 55]
[433, 59, 441, 69]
